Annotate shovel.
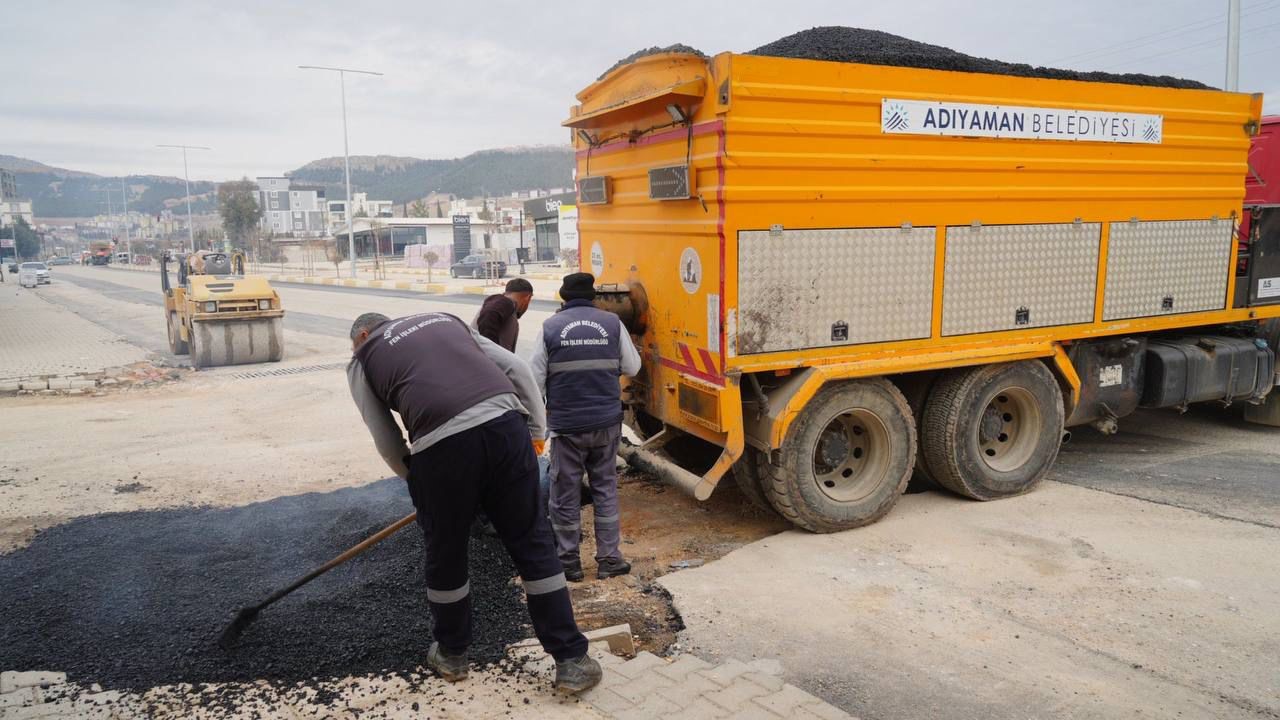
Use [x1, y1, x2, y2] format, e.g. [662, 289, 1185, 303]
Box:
[218, 511, 418, 649]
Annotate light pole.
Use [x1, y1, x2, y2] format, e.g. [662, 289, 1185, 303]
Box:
[121, 177, 132, 264]
[156, 144, 210, 253]
[298, 64, 383, 278]
[1226, 0, 1241, 91]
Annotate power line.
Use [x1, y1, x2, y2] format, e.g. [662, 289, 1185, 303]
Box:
[1046, 0, 1280, 66]
[1102, 18, 1280, 71]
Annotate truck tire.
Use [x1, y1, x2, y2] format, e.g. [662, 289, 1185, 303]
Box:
[892, 373, 941, 491]
[762, 378, 915, 532]
[168, 312, 189, 355]
[731, 448, 777, 515]
[921, 361, 1064, 500]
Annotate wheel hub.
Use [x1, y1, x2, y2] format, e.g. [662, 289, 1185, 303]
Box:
[810, 410, 890, 504]
[816, 430, 850, 470]
[978, 388, 1043, 473]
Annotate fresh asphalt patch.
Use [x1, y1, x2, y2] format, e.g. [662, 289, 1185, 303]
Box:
[0, 478, 530, 692]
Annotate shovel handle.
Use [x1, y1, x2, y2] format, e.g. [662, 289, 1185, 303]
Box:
[256, 511, 418, 610]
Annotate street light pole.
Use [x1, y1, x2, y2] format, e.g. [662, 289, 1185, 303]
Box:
[1226, 0, 1241, 91]
[299, 64, 383, 279]
[156, 144, 210, 253]
[121, 177, 131, 264]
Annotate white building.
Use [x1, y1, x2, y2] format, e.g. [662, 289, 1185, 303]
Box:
[0, 168, 34, 227]
[327, 192, 392, 234]
[256, 177, 327, 237]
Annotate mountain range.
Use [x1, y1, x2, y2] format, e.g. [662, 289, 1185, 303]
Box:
[2, 146, 575, 219]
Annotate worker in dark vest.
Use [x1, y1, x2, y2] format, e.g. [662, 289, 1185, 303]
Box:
[530, 273, 641, 581]
[473, 277, 534, 353]
[346, 311, 601, 693]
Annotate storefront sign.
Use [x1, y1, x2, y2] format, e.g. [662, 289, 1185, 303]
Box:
[881, 98, 1163, 144]
[558, 204, 578, 251]
[451, 214, 471, 262]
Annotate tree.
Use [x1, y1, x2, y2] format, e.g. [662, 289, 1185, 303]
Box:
[8, 218, 40, 259]
[217, 178, 263, 249]
[409, 200, 429, 218]
[425, 250, 439, 283]
[326, 238, 347, 277]
[435, 198, 445, 218]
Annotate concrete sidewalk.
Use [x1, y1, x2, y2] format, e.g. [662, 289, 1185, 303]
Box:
[0, 282, 150, 390]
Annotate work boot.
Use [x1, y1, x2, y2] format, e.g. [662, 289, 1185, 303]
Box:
[563, 558, 585, 582]
[596, 557, 631, 579]
[554, 653, 603, 694]
[426, 641, 469, 682]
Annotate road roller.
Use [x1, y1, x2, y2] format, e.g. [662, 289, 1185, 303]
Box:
[161, 250, 285, 368]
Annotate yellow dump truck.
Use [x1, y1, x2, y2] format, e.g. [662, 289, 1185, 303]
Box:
[162, 250, 285, 369]
[567, 45, 1280, 532]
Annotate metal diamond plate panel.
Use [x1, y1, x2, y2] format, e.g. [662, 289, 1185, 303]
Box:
[737, 226, 936, 354]
[942, 223, 1100, 336]
[1103, 219, 1232, 321]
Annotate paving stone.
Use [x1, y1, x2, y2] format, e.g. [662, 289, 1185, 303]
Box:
[611, 651, 668, 680]
[695, 659, 753, 687]
[753, 684, 824, 715]
[582, 686, 636, 714]
[0, 687, 39, 708]
[0, 672, 67, 693]
[612, 694, 681, 720]
[791, 702, 857, 720]
[742, 671, 785, 692]
[655, 672, 722, 709]
[0, 703, 63, 719]
[18, 380, 47, 391]
[612, 668, 675, 703]
[747, 658, 784, 676]
[597, 666, 631, 691]
[654, 654, 713, 682]
[665, 697, 732, 720]
[705, 675, 771, 712]
[591, 649, 626, 669]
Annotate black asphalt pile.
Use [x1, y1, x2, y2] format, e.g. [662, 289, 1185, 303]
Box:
[0, 478, 530, 692]
[748, 27, 1210, 90]
[600, 44, 706, 80]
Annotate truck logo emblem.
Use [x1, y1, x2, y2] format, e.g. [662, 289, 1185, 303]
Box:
[883, 103, 909, 131]
[1142, 119, 1161, 143]
[679, 247, 702, 294]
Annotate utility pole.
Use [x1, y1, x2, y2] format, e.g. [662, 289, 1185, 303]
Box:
[156, 144, 210, 253]
[298, 64, 383, 278]
[121, 177, 131, 264]
[1226, 0, 1241, 91]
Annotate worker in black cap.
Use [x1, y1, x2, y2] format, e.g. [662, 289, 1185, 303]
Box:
[529, 272, 641, 581]
[347, 310, 601, 693]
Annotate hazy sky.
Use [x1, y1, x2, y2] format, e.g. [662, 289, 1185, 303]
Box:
[4, 0, 1278, 180]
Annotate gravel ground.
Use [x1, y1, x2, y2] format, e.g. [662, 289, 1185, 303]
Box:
[0, 478, 529, 692]
[748, 27, 1209, 89]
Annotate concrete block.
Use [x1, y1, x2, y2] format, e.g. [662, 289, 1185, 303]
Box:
[18, 380, 47, 391]
[742, 671, 785, 692]
[0, 687, 39, 708]
[666, 697, 732, 720]
[0, 381, 20, 392]
[655, 654, 713, 682]
[613, 668, 675, 703]
[68, 378, 97, 390]
[705, 676, 771, 712]
[612, 651, 669, 680]
[581, 686, 633, 714]
[655, 672, 722, 709]
[583, 622, 635, 656]
[696, 658, 753, 687]
[0, 671, 66, 693]
[753, 684, 823, 716]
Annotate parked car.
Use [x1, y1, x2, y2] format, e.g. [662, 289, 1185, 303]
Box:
[449, 254, 507, 279]
[47, 256, 74, 266]
[7, 262, 17, 274]
[20, 262, 51, 284]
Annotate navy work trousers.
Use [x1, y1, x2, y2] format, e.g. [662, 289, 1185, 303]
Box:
[407, 410, 587, 662]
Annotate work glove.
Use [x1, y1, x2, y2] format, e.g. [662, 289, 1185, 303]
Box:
[532, 438, 547, 457]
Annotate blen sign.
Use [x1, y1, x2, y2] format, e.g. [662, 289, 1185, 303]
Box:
[882, 98, 1163, 144]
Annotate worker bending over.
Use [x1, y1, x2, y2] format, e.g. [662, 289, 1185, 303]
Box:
[473, 277, 534, 352]
[346, 311, 601, 693]
[531, 273, 641, 581]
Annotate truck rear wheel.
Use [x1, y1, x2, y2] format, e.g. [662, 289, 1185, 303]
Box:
[167, 312, 189, 355]
[921, 361, 1064, 500]
[763, 378, 915, 532]
[731, 448, 776, 515]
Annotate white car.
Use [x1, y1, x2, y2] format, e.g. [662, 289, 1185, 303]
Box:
[20, 262, 51, 284]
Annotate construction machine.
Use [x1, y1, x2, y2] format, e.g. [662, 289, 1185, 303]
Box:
[161, 250, 285, 368]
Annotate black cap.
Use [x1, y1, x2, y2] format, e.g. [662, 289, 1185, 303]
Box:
[559, 272, 597, 302]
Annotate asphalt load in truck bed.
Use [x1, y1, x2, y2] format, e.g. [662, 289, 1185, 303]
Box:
[748, 27, 1209, 89]
[0, 478, 530, 691]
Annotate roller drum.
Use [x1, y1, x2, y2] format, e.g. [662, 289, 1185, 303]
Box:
[190, 317, 284, 369]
